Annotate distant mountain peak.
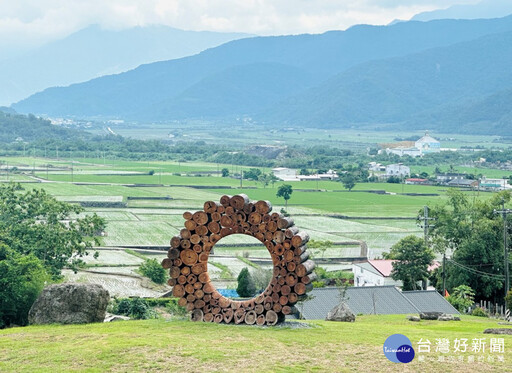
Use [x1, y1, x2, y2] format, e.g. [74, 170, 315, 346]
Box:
[0, 25, 252, 106]
[411, 0, 512, 22]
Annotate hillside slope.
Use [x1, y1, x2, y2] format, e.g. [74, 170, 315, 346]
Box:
[13, 16, 512, 121]
[262, 30, 512, 135]
[0, 25, 251, 106]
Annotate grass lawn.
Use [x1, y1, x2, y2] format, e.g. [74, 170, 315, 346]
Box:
[0, 315, 510, 372]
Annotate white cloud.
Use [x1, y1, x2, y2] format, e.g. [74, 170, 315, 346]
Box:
[0, 0, 481, 50]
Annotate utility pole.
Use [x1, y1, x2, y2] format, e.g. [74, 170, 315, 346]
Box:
[240, 170, 243, 188]
[418, 206, 436, 291]
[494, 198, 511, 301]
[418, 206, 435, 246]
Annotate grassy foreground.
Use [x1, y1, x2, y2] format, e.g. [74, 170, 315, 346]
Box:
[1, 315, 511, 372]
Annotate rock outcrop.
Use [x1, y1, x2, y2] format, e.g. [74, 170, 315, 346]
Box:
[326, 302, 356, 322]
[29, 283, 109, 325]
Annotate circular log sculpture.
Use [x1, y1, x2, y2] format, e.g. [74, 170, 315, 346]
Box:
[162, 194, 315, 325]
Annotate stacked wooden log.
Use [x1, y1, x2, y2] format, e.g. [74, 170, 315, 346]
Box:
[162, 194, 315, 326]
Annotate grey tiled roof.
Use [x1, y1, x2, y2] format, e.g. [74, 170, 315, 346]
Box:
[447, 179, 476, 186]
[296, 286, 459, 319]
[353, 262, 382, 277]
[402, 290, 459, 315]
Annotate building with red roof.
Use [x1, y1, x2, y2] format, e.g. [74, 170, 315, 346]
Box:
[352, 259, 440, 288]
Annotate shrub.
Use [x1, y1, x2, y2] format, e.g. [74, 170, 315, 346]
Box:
[113, 298, 132, 315]
[505, 290, 512, 312]
[111, 297, 156, 320]
[0, 244, 50, 327]
[447, 284, 475, 313]
[237, 268, 256, 297]
[165, 300, 188, 317]
[139, 259, 166, 284]
[251, 268, 272, 292]
[312, 281, 325, 288]
[471, 307, 489, 318]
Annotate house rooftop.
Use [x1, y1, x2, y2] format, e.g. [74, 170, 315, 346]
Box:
[364, 260, 440, 278]
[296, 286, 459, 319]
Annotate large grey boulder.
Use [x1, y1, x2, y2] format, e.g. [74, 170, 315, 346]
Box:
[29, 283, 110, 325]
[438, 314, 461, 321]
[484, 328, 512, 335]
[419, 311, 443, 320]
[326, 302, 356, 322]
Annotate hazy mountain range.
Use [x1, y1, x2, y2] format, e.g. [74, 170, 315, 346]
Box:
[12, 14, 512, 135]
[0, 25, 250, 106]
[411, 0, 512, 22]
[264, 29, 512, 133]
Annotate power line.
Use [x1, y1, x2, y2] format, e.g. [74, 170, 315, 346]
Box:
[447, 258, 505, 280]
[494, 198, 512, 300]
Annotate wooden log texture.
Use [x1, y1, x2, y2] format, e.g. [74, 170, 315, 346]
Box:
[164, 193, 314, 326]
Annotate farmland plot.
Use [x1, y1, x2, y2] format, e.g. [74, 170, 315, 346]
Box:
[101, 221, 179, 246]
[344, 231, 423, 257]
[294, 216, 410, 233]
[82, 249, 144, 265]
[134, 214, 187, 226]
[57, 195, 123, 202]
[63, 270, 162, 297]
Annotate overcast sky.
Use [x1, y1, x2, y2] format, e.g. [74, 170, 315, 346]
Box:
[0, 0, 479, 50]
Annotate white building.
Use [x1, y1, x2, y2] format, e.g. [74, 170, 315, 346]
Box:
[385, 147, 422, 157]
[415, 132, 441, 154]
[385, 163, 410, 177]
[272, 167, 297, 181]
[480, 177, 512, 191]
[272, 168, 338, 181]
[352, 260, 402, 287]
[353, 260, 440, 288]
[384, 131, 440, 157]
[368, 162, 386, 172]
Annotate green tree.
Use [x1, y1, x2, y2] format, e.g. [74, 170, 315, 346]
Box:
[340, 173, 356, 191]
[276, 184, 293, 208]
[258, 173, 271, 188]
[0, 184, 106, 279]
[0, 244, 50, 327]
[270, 174, 279, 188]
[244, 168, 262, 180]
[139, 259, 166, 284]
[221, 168, 230, 177]
[385, 235, 435, 291]
[447, 284, 475, 313]
[308, 239, 333, 259]
[251, 268, 272, 292]
[429, 190, 510, 299]
[237, 267, 256, 297]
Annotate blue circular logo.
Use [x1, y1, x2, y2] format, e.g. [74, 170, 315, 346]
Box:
[383, 334, 415, 363]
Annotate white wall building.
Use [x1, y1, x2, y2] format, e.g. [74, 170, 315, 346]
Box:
[272, 167, 297, 181]
[480, 177, 512, 191]
[385, 147, 422, 157]
[352, 260, 402, 287]
[415, 132, 441, 154]
[353, 260, 440, 288]
[384, 131, 440, 157]
[385, 163, 410, 177]
[272, 168, 338, 181]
